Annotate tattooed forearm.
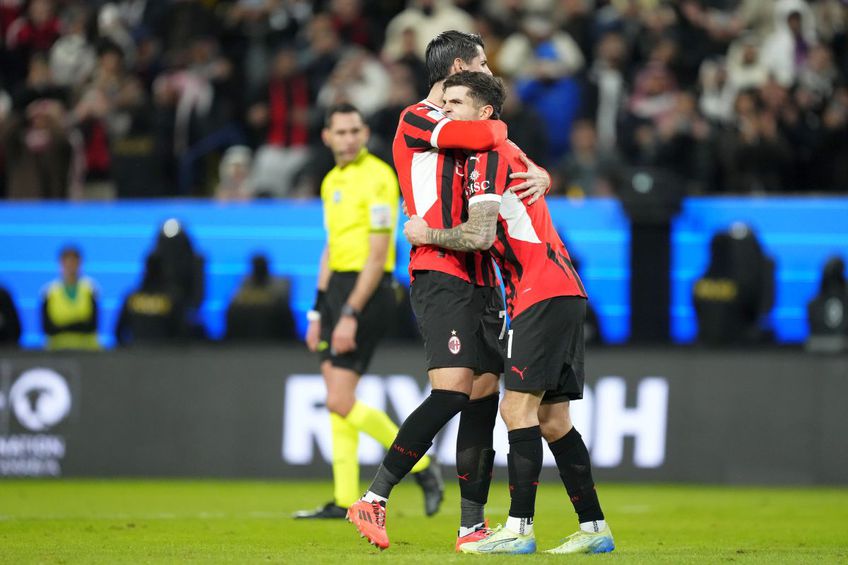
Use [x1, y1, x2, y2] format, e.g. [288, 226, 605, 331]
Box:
[425, 201, 500, 251]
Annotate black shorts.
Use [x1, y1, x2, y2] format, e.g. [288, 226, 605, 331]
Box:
[504, 296, 586, 403]
[320, 272, 395, 375]
[410, 270, 504, 375]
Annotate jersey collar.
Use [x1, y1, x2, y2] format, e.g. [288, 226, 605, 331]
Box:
[420, 98, 443, 112]
[338, 147, 369, 170]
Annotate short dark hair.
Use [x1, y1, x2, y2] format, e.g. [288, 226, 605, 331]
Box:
[443, 71, 506, 118]
[425, 31, 485, 89]
[59, 245, 81, 260]
[324, 102, 364, 128]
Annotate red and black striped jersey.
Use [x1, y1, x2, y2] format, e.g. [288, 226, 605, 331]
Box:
[465, 139, 588, 318]
[393, 99, 507, 286]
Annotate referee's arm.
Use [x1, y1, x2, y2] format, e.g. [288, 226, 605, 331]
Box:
[305, 246, 331, 352]
[330, 232, 390, 354]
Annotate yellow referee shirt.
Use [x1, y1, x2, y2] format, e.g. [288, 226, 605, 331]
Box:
[321, 148, 399, 272]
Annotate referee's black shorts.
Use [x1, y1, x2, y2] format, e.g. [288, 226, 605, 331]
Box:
[320, 271, 395, 375]
[503, 296, 586, 404]
[410, 270, 504, 376]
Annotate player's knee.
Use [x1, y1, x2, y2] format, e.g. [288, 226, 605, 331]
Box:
[499, 395, 523, 430]
[325, 393, 354, 417]
[540, 417, 570, 443]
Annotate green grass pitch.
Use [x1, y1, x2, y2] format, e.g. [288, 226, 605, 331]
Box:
[1, 479, 846, 564]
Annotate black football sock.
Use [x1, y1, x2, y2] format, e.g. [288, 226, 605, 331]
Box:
[456, 393, 498, 528]
[507, 426, 543, 519]
[367, 389, 469, 499]
[548, 427, 605, 523]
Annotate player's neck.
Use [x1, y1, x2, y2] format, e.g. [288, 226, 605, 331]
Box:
[426, 81, 445, 108]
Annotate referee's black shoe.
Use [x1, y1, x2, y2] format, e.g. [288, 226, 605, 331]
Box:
[292, 501, 347, 519]
[413, 462, 444, 517]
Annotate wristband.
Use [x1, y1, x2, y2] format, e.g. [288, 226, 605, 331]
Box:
[312, 290, 326, 312]
[340, 303, 360, 319]
[306, 310, 321, 322]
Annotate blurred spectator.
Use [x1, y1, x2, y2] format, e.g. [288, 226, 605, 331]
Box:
[157, 0, 218, 59]
[555, 0, 595, 63]
[115, 253, 185, 346]
[382, 0, 474, 61]
[725, 34, 769, 94]
[223, 0, 309, 92]
[500, 79, 547, 166]
[329, 0, 377, 51]
[483, 0, 551, 37]
[810, 85, 848, 192]
[246, 46, 311, 198]
[2, 97, 74, 199]
[369, 63, 419, 164]
[317, 47, 390, 118]
[215, 145, 252, 201]
[717, 92, 792, 193]
[698, 57, 734, 124]
[692, 224, 775, 346]
[499, 14, 585, 163]
[797, 44, 839, 104]
[654, 91, 712, 193]
[553, 119, 622, 197]
[626, 62, 678, 126]
[41, 245, 101, 350]
[12, 50, 67, 110]
[72, 41, 147, 199]
[302, 14, 343, 102]
[97, 2, 137, 69]
[580, 31, 629, 150]
[225, 254, 296, 342]
[4, 0, 61, 84]
[0, 283, 22, 346]
[382, 25, 428, 97]
[762, 0, 817, 87]
[48, 4, 96, 90]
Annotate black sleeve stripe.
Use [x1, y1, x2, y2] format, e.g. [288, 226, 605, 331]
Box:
[403, 112, 438, 132]
[485, 151, 500, 188]
[404, 134, 432, 149]
[440, 152, 455, 229]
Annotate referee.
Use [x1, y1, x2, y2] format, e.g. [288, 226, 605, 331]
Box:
[295, 103, 443, 519]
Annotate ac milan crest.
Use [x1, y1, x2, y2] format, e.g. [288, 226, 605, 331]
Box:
[448, 330, 461, 355]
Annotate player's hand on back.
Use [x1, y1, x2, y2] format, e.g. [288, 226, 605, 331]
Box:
[403, 215, 430, 246]
[401, 200, 409, 218]
[509, 153, 550, 205]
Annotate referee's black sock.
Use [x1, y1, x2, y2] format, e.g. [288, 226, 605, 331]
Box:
[548, 427, 605, 523]
[507, 426, 543, 520]
[367, 389, 469, 499]
[456, 393, 498, 528]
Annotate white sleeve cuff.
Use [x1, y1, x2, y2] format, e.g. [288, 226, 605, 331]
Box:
[431, 118, 449, 148]
[469, 194, 502, 206]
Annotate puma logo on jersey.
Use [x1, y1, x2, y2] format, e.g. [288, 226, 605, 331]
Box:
[511, 366, 528, 380]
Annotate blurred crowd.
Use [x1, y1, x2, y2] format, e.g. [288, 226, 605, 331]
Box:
[0, 0, 846, 201]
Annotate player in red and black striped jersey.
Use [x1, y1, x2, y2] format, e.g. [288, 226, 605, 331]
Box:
[403, 71, 614, 555]
[347, 32, 553, 552]
[393, 99, 503, 286]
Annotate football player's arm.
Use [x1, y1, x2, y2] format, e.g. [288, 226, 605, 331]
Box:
[402, 111, 507, 151]
[432, 119, 507, 151]
[405, 200, 500, 252]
